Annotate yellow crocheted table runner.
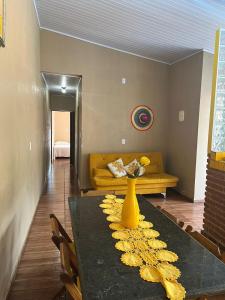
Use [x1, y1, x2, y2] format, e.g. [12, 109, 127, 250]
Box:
[99, 195, 186, 300]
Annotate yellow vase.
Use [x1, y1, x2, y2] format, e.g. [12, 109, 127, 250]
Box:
[121, 178, 140, 229]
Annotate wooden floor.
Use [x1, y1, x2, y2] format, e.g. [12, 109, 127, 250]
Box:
[8, 159, 205, 300]
[8, 159, 78, 300]
[148, 193, 204, 232]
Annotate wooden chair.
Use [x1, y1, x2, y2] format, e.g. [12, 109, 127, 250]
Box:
[59, 237, 82, 300]
[177, 220, 185, 229]
[185, 226, 222, 259]
[185, 225, 193, 233]
[52, 235, 79, 300]
[221, 252, 225, 263]
[60, 273, 82, 300]
[50, 214, 74, 251]
[54, 235, 79, 276]
[161, 208, 178, 223]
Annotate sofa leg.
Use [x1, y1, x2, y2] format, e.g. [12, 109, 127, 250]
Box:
[162, 192, 166, 199]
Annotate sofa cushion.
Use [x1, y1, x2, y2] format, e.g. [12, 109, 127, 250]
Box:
[94, 176, 128, 186]
[94, 168, 113, 178]
[145, 164, 160, 174]
[136, 174, 178, 184]
[107, 158, 127, 178]
[94, 173, 178, 187]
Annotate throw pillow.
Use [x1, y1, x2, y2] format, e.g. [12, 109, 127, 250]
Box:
[124, 159, 145, 177]
[107, 158, 127, 178]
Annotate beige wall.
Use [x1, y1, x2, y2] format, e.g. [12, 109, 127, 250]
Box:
[54, 111, 70, 142]
[0, 1, 49, 299]
[40, 30, 169, 188]
[167, 52, 212, 200]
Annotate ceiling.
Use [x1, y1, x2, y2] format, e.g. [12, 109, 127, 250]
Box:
[42, 73, 81, 96]
[35, 0, 225, 64]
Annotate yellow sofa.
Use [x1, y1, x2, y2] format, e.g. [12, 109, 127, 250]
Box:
[90, 152, 178, 196]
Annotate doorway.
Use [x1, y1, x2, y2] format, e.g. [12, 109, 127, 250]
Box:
[52, 111, 71, 162]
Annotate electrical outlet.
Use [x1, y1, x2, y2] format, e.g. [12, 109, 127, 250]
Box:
[122, 139, 126, 145]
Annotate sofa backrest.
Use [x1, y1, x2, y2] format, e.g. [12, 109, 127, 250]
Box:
[90, 152, 164, 177]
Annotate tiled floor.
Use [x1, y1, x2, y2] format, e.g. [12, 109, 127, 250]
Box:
[8, 159, 206, 300]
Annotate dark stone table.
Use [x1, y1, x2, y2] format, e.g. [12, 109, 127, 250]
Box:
[69, 196, 225, 300]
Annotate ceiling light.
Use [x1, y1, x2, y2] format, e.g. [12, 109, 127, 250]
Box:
[61, 86, 66, 94]
[61, 76, 67, 87]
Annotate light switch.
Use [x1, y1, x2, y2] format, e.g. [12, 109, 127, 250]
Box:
[29, 141, 32, 151]
[179, 110, 184, 122]
[122, 139, 126, 145]
[122, 78, 126, 84]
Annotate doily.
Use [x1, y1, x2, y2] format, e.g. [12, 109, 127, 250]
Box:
[121, 252, 143, 267]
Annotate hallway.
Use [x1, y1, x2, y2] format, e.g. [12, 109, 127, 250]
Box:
[8, 159, 78, 300]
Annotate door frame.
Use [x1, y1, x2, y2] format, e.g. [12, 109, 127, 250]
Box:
[70, 111, 75, 166]
[43, 71, 82, 184]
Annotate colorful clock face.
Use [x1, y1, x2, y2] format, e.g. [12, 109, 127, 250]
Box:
[131, 105, 154, 131]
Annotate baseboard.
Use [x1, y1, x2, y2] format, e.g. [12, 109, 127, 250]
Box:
[6, 191, 42, 300]
[42, 172, 49, 195]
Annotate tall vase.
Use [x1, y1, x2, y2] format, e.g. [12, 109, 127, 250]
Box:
[121, 178, 140, 229]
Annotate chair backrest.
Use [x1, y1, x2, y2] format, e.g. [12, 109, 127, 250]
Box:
[60, 273, 82, 300]
[50, 214, 72, 249]
[157, 206, 184, 228]
[161, 209, 178, 223]
[177, 220, 185, 229]
[188, 230, 221, 259]
[59, 236, 79, 276]
[185, 225, 193, 233]
[221, 252, 225, 264]
[59, 238, 82, 300]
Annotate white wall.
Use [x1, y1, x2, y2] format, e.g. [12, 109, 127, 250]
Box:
[168, 51, 213, 201]
[194, 52, 213, 200]
[168, 52, 203, 199]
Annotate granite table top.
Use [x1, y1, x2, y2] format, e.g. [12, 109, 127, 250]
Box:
[69, 195, 225, 300]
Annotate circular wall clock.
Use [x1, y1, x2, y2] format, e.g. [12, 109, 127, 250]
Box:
[131, 105, 154, 131]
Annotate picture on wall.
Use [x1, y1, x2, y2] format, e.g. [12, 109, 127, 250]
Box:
[131, 105, 154, 131]
[0, 0, 5, 47]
